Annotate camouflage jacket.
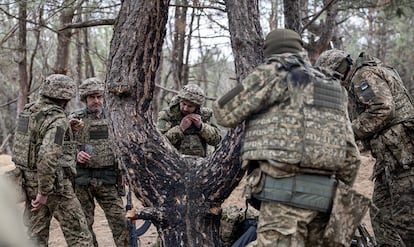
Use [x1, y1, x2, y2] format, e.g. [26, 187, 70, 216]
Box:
[157, 96, 222, 157]
[13, 97, 68, 195]
[348, 54, 414, 140]
[213, 53, 360, 185]
[347, 53, 414, 175]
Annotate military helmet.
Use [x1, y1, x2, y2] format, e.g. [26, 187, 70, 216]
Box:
[315, 49, 353, 80]
[79, 77, 104, 101]
[178, 84, 205, 106]
[40, 74, 76, 100]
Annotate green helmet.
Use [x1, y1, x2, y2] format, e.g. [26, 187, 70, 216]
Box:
[79, 77, 104, 101]
[178, 84, 205, 106]
[315, 49, 353, 80]
[40, 74, 76, 100]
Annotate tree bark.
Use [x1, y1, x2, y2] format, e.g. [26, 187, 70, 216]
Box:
[106, 1, 253, 246]
[17, 0, 28, 113]
[53, 3, 77, 74]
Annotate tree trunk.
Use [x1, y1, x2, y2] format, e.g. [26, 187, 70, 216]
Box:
[225, 0, 264, 80]
[106, 1, 254, 246]
[284, 0, 301, 32]
[17, 0, 28, 113]
[305, 0, 339, 64]
[53, 4, 77, 74]
[172, 0, 188, 89]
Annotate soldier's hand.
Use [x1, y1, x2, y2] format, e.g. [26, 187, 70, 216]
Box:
[31, 193, 48, 211]
[180, 116, 193, 131]
[188, 114, 202, 129]
[69, 118, 84, 131]
[77, 151, 91, 164]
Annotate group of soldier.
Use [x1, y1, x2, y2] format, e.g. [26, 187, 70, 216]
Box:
[2, 27, 413, 247]
[6, 75, 128, 246]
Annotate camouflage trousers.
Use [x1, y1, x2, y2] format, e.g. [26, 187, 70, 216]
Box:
[75, 183, 129, 247]
[24, 177, 93, 247]
[370, 172, 414, 247]
[255, 201, 338, 247]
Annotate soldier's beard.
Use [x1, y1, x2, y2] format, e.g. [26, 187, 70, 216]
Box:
[89, 104, 103, 115]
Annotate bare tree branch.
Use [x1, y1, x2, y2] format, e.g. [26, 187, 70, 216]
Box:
[59, 18, 116, 31]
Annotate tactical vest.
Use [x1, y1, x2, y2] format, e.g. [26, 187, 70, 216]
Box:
[12, 102, 62, 170]
[351, 54, 414, 128]
[242, 58, 350, 172]
[71, 109, 116, 168]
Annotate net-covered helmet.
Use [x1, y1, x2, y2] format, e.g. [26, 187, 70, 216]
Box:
[40, 74, 76, 100]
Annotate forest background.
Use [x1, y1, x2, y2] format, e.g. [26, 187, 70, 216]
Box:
[1, 0, 414, 152]
[0, 0, 413, 246]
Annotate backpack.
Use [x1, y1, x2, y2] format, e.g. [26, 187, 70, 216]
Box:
[12, 102, 58, 170]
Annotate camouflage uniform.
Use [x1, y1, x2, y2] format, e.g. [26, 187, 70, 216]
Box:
[157, 84, 221, 157]
[317, 50, 414, 247]
[214, 29, 362, 247]
[11, 74, 93, 247]
[69, 78, 129, 247]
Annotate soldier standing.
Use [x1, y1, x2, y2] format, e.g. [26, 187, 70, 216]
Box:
[157, 84, 222, 157]
[316, 49, 414, 247]
[69, 77, 129, 247]
[11, 74, 93, 246]
[213, 29, 364, 247]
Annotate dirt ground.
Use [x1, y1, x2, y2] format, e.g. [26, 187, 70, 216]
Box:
[0, 153, 375, 247]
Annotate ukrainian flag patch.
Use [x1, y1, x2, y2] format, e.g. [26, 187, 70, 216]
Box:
[359, 82, 369, 91]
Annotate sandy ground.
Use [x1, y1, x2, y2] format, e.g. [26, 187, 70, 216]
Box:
[0, 153, 375, 246]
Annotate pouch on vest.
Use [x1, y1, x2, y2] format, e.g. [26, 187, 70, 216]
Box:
[81, 118, 116, 168]
[253, 174, 337, 213]
[12, 104, 42, 170]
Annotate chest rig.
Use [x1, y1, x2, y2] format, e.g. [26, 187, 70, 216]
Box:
[75, 110, 115, 169]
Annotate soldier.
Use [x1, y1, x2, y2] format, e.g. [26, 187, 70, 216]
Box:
[157, 84, 222, 157]
[316, 49, 414, 247]
[11, 74, 93, 246]
[69, 77, 129, 247]
[213, 29, 365, 246]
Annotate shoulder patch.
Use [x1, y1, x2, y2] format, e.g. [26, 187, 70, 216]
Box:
[54, 126, 65, 145]
[359, 82, 369, 91]
[357, 81, 375, 102]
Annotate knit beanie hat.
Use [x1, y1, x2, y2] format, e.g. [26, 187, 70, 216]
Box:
[263, 29, 303, 58]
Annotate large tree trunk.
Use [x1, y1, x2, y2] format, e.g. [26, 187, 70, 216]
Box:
[106, 0, 263, 246]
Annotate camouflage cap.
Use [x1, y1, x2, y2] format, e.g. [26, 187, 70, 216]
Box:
[40, 74, 76, 100]
[178, 84, 205, 106]
[315, 49, 353, 80]
[79, 77, 104, 101]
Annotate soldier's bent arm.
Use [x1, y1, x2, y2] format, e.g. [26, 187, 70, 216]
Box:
[37, 114, 67, 195]
[351, 69, 395, 140]
[338, 112, 361, 186]
[157, 111, 184, 145]
[213, 63, 287, 128]
[199, 122, 221, 146]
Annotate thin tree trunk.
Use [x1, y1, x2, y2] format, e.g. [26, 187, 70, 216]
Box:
[17, 0, 28, 113]
[53, 4, 76, 74]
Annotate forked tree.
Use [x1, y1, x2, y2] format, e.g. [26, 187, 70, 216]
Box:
[106, 0, 262, 246]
